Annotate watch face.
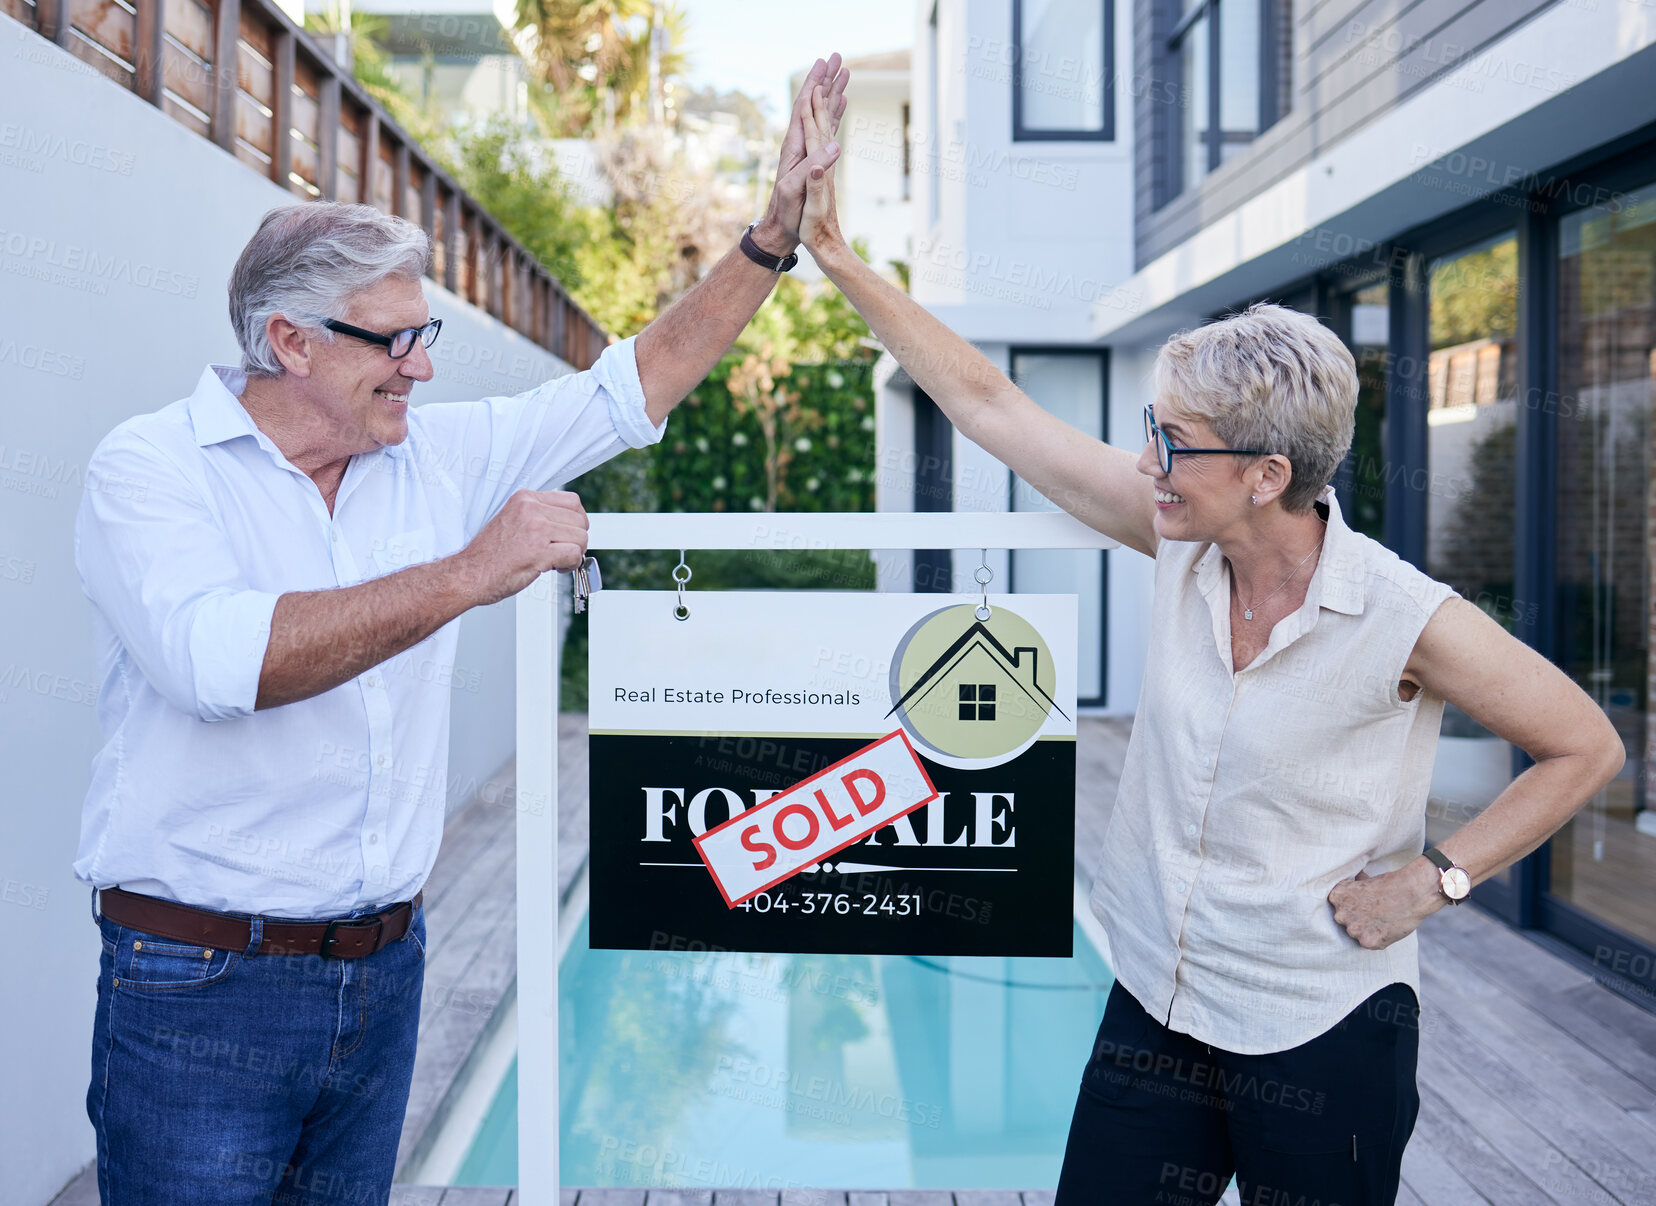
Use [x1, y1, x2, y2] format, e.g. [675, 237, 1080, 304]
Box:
[1442, 867, 1471, 900]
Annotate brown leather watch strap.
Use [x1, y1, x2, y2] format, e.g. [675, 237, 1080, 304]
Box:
[98, 886, 421, 959]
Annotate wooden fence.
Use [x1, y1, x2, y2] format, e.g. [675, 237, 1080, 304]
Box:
[4, 0, 610, 370]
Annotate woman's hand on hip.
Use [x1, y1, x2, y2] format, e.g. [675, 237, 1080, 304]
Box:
[1328, 858, 1443, 950]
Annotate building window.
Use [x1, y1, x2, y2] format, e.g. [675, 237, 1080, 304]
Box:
[1168, 0, 1286, 197]
[1549, 180, 1656, 951]
[1330, 279, 1390, 541]
[1012, 0, 1113, 141]
[1422, 230, 1520, 890]
[959, 684, 998, 721]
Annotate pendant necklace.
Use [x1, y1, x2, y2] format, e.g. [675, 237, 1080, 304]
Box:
[1235, 540, 1323, 621]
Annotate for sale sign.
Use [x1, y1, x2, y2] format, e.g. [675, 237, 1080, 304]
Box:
[587, 591, 1077, 955]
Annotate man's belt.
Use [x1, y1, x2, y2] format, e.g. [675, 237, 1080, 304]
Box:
[97, 886, 422, 959]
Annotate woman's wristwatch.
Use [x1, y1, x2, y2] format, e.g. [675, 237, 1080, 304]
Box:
[1424, 846, 1470, 904]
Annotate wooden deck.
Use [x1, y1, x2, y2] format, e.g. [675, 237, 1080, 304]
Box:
[50, 716, 1656, 1206]
[385, 1192, 1059, 1205]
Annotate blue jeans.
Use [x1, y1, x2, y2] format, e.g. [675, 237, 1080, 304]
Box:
[87, 897, 425, 1206]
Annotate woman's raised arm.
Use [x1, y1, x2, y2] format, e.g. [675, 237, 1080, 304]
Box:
[799, 89, 1157, 556]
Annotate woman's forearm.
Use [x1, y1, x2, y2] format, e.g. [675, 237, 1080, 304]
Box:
[812, 238, 1012, 442]
[1438, 745, 1622, 887]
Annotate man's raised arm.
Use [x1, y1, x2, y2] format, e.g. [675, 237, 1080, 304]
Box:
[632, 54, 849, 426]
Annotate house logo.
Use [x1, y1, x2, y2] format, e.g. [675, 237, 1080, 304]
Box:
[887, 604, 1068, 767]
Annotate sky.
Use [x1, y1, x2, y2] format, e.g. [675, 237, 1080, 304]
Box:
[677, 0, 915, 123]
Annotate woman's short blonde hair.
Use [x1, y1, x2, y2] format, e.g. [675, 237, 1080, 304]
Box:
[1152, 301, 1358, 514]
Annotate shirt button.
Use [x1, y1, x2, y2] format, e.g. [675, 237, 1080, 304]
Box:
[1185, 823, 1198, 838]
[376, 754, 389, 769]
[1201, 756, 1211, 768]
[369, 833, 380, 844]
[1174, 880, 1188, 894]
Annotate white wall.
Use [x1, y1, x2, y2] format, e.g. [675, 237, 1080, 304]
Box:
[0, 17, 577, 1203]
[911, 0, 1135, 343]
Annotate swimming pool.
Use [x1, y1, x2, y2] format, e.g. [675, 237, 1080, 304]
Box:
[453, 903, 1114, 1189]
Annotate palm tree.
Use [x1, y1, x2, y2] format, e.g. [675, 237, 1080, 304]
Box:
[514, 0, 689, 136]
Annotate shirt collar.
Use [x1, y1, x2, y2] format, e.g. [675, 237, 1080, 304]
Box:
[1193, 485, 1366, 617]
[186, 364, 407, 462]
[188, 365, 260, 448]
[1312, 486, 1365, 616]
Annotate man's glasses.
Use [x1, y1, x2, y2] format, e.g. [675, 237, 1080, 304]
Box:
[323, 318, 442, 359]
[1143, 404, 1269, 475]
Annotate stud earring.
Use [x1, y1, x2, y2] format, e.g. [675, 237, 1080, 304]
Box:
[1250, 495, 1258, 506]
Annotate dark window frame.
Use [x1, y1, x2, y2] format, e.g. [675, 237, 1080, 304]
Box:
[1011, 0, 1116, 142]
[1288, 127, 1656, 1008]
[1005, 344, 1111, 707]
[1164, 0, 1288, 200]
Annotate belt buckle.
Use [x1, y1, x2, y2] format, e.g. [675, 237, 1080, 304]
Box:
[320, 914, 382, 959]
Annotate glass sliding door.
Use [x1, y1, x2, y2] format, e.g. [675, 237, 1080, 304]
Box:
[1008, 349, 1108, 705]
[1549, 181, 1656, 951]
[1423, 234, 1521, 877]
[1333, 281, 1389, 541]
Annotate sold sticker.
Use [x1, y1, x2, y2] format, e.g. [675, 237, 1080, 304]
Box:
[692, 730, 939, 907]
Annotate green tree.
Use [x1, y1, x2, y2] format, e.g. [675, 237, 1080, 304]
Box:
[514, 0, 690, 136]
[448, 119, 587, 290]
[1429, 237, 1518, 350]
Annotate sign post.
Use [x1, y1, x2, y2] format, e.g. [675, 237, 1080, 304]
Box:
[514, 511, 1118, 1206]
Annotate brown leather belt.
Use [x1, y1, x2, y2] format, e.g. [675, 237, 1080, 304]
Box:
[98, 886, 422, 959]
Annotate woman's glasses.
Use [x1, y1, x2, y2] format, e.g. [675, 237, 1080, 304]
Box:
[1143, 404, 1269, 475]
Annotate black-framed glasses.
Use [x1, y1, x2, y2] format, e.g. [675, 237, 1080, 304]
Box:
[323, 318, 442, 359]
[1143, 403, 1269, 475]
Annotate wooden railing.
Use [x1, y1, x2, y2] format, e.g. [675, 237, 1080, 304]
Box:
[4, 0, 610, 370]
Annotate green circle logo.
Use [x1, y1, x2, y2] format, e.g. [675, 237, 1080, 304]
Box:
[888, 604, 1064, 766]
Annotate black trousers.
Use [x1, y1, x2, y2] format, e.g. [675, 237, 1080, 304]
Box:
[1055, 980, 1420, 1206]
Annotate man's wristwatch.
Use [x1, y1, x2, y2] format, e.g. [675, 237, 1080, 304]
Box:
[739, 223, 798, 273]
[1424, 846, 1470, 904]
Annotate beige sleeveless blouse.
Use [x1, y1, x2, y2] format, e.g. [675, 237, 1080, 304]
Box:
[1089, 486, 1456, 1053]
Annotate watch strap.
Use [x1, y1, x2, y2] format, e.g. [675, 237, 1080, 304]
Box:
[740, 223, 798, 273]
[1423, 846, 1454, 873]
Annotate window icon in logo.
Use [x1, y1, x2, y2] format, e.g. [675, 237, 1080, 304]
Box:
[959, 684, 997, 721]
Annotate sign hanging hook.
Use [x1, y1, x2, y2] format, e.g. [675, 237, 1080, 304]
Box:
[974, 549, 993, 622]
[673, 550, 693, 621]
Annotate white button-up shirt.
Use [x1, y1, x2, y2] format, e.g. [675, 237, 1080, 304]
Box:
[1089, 487, 1456, 1053]
[73, 338, 663, 918]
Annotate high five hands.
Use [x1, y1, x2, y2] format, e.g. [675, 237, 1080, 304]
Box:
[753, 55, 850, 256]
[799, 77, 846, 255]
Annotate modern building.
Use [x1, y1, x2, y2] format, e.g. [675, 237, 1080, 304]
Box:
[307, 0, 536, 128]
[888, 0, 1656, 1004]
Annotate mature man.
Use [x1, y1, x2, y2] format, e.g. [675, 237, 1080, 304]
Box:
[72, 57, 848, 1205]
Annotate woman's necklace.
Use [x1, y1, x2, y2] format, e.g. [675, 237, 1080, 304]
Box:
[1233, 539, 1323, 621]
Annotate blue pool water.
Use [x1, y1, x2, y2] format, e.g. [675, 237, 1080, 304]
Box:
[455, 914, 1113, 1189]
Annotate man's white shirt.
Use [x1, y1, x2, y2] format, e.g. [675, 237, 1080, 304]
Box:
[73, 338, 663, 918]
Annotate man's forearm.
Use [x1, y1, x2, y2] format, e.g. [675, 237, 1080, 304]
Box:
[634, 219, 794, 426]
[255, 556, 479, 711]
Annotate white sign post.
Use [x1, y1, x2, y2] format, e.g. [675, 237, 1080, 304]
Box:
[514, 511, 1118, 1206]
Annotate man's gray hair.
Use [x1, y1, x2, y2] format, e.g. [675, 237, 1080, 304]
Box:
[228, 202, 432, 378]
[1153, 302, 1358, 514]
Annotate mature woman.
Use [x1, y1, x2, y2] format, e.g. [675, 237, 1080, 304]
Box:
[796, 92, 1623, 1203]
